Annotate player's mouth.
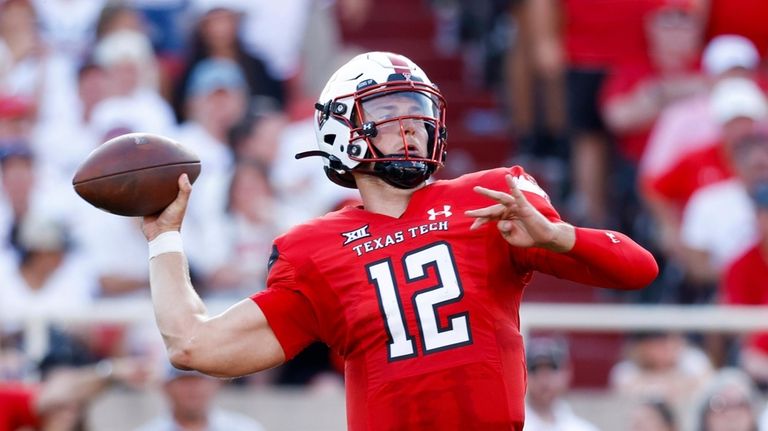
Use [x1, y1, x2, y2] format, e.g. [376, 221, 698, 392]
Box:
[400, 144, 422, 157]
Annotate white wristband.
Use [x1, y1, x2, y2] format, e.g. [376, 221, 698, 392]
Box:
[148, 231, 184, 260]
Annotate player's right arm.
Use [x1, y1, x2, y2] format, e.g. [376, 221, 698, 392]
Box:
[143, 175, 286, 377]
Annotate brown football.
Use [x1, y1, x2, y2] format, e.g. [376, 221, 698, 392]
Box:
[72, 133, 201, 217]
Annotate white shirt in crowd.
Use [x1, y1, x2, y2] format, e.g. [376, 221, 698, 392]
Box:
[524, 400, 600, 431]
[0, 252, 99, 329]
[173, 121, 235, 277]
[134, 408, 266, 431]
[681, 178, 757, 271]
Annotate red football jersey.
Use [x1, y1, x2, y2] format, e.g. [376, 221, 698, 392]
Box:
[253, 166, 657, 431]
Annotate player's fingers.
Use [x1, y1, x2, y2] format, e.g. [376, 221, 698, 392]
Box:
[178, 174, 192, 193]
[162, 175, 191, 217]
[470, 217, 488, 230]
[465, 203, 505, 218]
[473, 186, 515, 206]
[498, 220, 513, 234]
[505, 175, 529, 204]
[173, 174, 191, 203]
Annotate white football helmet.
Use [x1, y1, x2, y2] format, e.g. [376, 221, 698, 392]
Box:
[299, 52, 447, 189]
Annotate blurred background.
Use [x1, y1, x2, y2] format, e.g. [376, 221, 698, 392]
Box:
[2, 0, 768, 430]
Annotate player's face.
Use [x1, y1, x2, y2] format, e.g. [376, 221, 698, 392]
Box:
[361, 92, 435, 158]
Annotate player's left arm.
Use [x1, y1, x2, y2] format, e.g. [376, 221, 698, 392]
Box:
[465, 174, 658, 289]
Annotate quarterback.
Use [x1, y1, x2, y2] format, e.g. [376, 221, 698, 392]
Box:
[143, 52, 658, 430]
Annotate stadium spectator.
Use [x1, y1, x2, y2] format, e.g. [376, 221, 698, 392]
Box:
[229, 107, 358, 227]
[680, 129, 768, 284]
[229, 106, 287, 170]
[600, 1, 708, 237]
[200, 160, 284, 297]
[94, 2, 146, 41]
[141, 51, 657, 430]
[31, 0, 107, 65]
[135, 365, 265, 431]
[31, 62, 107, 186]
[527, 0, 686, 227]
[172, 1, 285, 123]
[1, 357, 150, 431]
[77, 210, 150, 298]
[0, 144, 77, 259]
[504, 0, 569, 209]
[0, 0, 81, 128]
[176, 58, 247, 182]
[609, 332, 713, 408]
[0, 94, 35, 142]
[690, 368, 762, 431]
[640, 77, 768, 302]
[640, 35, 762, 260]
[0, 212, 99, 328]
[601, 2, 707, 164]
[173, 58, 249, 283]
[641, 34, 761, 196]
[524, 336, 600, 431]
[89, 30, 176, 139]
[238, 0, 370, 94]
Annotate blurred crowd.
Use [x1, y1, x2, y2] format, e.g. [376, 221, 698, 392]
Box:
[0, 0, 364, 428]
[498, 0, 768, 428]
[1, 0, 768, 429]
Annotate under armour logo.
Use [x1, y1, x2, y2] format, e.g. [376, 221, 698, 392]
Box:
[605, 232, 620, 244]
[341, 225, 371, 245]
[403, 72, 412, 81]
[427, 205, 452, 220]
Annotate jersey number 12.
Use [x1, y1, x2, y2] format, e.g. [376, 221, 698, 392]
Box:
[367, 241, 472, 361]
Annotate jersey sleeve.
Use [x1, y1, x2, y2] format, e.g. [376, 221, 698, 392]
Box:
[514, 227, 658, 290]
[250, 244, 322, 360]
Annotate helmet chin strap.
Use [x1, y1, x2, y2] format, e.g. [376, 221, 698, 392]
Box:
[370, 158, 431, 189]
[362, 139, 432, 189]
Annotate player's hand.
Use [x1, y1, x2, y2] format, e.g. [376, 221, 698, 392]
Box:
[141, 174, 192, 241]
[464, 175, 575, 252]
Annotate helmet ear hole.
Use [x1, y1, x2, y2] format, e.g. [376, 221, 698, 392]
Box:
[323, 135, 336, 145]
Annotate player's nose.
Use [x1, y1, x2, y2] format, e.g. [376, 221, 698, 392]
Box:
[400, 117, 419, 135]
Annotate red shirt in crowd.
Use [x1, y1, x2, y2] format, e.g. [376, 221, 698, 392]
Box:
[0, 384, 39, 431]
[252, 166, 657, 431]
[722, 243, 768, 353]
[706, 0, 768, 58]
[644, 142, 734, 207]
[600, 61, 662, 161]
[562, 0, 664, 68]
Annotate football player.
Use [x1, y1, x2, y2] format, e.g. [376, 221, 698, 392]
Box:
[143, 51, 658, 430]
